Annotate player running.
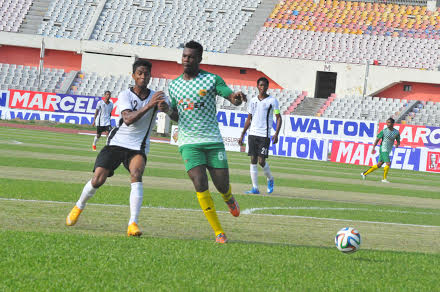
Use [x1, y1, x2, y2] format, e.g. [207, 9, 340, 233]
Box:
[361, 117, 400, 183]
[238, 77, 282, 194]
[92, 91, 114, 151]
[165, 41, 246, 244]
[66, 59, 168, 236]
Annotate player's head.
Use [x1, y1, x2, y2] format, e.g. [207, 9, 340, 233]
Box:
[182, 40, 203, 75]
[257, 77, 269, 94]
[132, 59, 152, 89]
[104, 91, 111, 102]
[386, 117, 395, 128]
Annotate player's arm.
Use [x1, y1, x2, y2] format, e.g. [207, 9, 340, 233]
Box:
[163, 89, 179, 122]
[122, 91, 165, 126]
[158, 96, 179, 122]
[238, 114, 252, 146]
[371, 131, 383, 154]
[215, 75, 247, 106]
[272, 113, 282, 144]
[395, 133, 401, 148]
[272, 99, 282, 144]
[92, 104, 100, 127]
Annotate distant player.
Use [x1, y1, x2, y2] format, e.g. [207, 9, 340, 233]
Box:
[92, 91, 113, 151]
[66, 60, 168, 236]
[238, 77, 282, 194]
[165, 41, 246, 243]
[361, 117, 400, 183]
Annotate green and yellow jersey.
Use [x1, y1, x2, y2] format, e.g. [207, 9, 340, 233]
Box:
[377, 128, 400, 153]
[168, 70, 233, 146]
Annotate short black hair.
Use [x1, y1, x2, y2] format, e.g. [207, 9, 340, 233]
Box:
[104, 90, 111, 95]
[184, 40, 203, 57]
[132, 59, 152, 73]
[257, 77, 269, 86]
[387, 117, 395, 123]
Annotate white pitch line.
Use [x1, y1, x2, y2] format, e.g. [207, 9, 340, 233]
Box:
[242, 206, 439, 216]
[1, 197, 439, 229]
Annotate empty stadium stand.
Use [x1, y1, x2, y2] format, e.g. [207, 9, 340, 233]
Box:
[37, 0, 99, 39]
[0, 0, 33, 32]
[404, 100, 440, 126]
[247, 0, 440, 70]
[68, 71, 304, 112]
[0, 63, 65, 92]
[320, 95, 413, 121]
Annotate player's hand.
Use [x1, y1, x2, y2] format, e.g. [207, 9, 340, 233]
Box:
[238, 134, 244, 146]
[148, 91, 165, 107]
[92, 121, 95, 127]
[230, 92, 247, 106]
[371, 149, 376, 154]
[158, 100, 169, 112]
[272, 134, 279, 144]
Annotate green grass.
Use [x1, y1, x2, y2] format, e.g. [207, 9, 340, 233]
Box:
[1, 124, 440, 291]
[1, 178, 439, 226]
[1, 154, 438, 199]
[0, 230, 438, 291]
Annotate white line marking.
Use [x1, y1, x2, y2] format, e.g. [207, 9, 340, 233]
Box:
[1, 197, 439, 228]
[242, 207, 439, 216]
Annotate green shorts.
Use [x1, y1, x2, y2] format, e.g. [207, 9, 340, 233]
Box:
[179, 143, 228, 171]
[378, 151, 391, 163]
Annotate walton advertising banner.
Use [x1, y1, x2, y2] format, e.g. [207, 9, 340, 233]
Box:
[284, 115, 378, 143]
[170, 109, 329, 161]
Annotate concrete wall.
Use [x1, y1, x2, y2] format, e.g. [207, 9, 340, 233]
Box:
[81, 52, 134, 76]
[2, 31, 440, 98]
[377, 82, 440, 102]
[0, 45, 82, 71]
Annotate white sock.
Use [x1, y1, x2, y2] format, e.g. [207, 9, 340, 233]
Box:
[129, 182, 143, 225]
[263, 162, 273, 181]
[76, 180, 98, 210]
[250, 164, 258, 189]
[93, 136, 99, 146]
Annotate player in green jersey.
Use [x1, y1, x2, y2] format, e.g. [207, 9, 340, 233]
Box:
[361, 117, 400, 183]
[165, 41, 246, 243]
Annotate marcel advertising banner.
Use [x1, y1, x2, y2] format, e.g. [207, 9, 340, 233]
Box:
[378, 123, 440, 149]
[330, 140, 423, 171]
[3, 89, 119, 126]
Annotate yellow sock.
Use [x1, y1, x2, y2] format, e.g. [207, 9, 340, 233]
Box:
[363, 164, 379, 176]
[196, 190, 224, 236]
[383, 165, 390, 180]
[220, 185, 233, 202]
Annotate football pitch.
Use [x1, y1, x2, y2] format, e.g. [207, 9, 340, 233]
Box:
[0, 126, 439, 290]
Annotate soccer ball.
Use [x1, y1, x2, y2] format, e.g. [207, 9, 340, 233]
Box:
[335, 227, 361, 254]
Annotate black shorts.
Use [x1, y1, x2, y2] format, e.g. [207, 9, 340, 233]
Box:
[247, 135, 271, 158]
[93, 145, 147, 177]
[97, 125, 112, 135]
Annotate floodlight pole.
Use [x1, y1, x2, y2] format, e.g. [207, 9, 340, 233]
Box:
[363, 61, 369, 98]
[37, 39, 45, 91]
[361, 61, 370, 119]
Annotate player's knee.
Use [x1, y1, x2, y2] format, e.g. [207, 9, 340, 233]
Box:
[192, 178, 208, 192]
[91, 176, 105, 188]
[258, 160, 265, 168]
[130, 169, 143, 182]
